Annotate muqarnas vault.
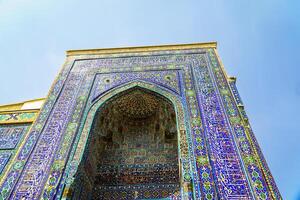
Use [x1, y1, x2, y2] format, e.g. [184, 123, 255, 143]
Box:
[0, 43, 281, 200]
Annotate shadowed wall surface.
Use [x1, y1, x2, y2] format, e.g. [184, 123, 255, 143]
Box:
[72, 88, 180, 199]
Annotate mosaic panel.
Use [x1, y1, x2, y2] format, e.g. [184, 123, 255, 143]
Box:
[0, 112, 37, 124]
[92, 70, 181, 101]
[0, 123, 31, 192]
[0, 125, 28, 149]
[0, 152, 11, 174]
[0, 58, 76, 200]
[228, 80, 243, 106]
[208, 49, 281, 199]
[91, 184, 180, 200]
[247, 126, 282, 199]
[193, 63, 252, 199]
[181, 67, 217, 199]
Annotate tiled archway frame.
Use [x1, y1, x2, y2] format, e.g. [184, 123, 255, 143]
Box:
[35, 53, 220, 200]
[1, 48, 279, 200]
[60, 80, 192, 199]
[5, 51, 218, 200]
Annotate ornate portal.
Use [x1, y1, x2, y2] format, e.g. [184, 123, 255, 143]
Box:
[0, 43, 281, 199]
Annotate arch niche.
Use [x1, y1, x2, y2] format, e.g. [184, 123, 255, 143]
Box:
[64, 81, 189, 200]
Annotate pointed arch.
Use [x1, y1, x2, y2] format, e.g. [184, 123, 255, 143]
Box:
[60, 80, 191, 199]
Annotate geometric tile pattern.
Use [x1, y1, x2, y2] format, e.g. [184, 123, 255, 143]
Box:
[0, 125, 27, 149]
[0, 112, 37, 124]
[92, 70, 181, 102]
[0, 152, 11, 174]
[72, 89, 180, 199]
[228, 79, 243, 105]
[0, 45, 281, 200]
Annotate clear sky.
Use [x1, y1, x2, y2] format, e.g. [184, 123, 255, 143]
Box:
[0, 0, 299, 199]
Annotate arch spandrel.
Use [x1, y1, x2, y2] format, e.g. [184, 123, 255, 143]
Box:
[90, 70, 182, 102]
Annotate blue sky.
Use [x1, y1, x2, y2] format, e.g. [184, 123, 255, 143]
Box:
[0, 0, 299, 199]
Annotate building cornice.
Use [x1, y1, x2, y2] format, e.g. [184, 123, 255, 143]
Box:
[66, 42, 217, 57]
[0, 98, 45, 113]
